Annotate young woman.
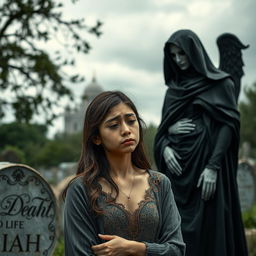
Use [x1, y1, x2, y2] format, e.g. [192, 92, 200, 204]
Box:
[154, 29, 248, 256]
[64, 91, 185, 256]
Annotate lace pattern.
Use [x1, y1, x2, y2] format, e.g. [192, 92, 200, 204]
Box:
[97, 171, 162, 242]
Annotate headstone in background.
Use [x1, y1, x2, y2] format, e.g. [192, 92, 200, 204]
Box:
[0, 163, 56, 255]
[240, 141, 251, 159]
[237, 161, 256, 212]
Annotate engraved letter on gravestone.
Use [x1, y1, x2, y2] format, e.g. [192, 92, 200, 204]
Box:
[0, 163, 56, 256]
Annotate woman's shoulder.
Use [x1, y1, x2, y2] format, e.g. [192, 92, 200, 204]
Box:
[69, 175, 83, 186]
[148, 169, 171, 187]
[66, 176, 87, 196]
[148, 170, 174, 202]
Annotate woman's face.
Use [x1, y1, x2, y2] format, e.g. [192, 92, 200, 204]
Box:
[169, 44, 190, 70]
[95, 102, 140, 156]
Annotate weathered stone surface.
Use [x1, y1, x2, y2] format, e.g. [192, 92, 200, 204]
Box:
[237, 161, 256, 212]
[0, 163, 56, 255]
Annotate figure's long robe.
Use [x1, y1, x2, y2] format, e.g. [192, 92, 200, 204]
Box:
[154, 76, 248, 256]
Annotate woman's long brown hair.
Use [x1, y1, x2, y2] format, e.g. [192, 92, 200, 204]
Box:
[64, 91, 151, 214]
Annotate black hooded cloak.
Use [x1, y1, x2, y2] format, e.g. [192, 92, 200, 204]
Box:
[154, 30, 248, 256]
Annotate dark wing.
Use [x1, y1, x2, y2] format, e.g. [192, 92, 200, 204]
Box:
[217, 33, 249, 103]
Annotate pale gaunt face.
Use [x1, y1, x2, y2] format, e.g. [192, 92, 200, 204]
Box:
[96, 102, 140, 156]
[169, 44, 190, 70]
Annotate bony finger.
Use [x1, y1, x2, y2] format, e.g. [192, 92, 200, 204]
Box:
[179, 127, 194, 131]
[181, 122, 194, 126]
[170, 163, 181, 175]
[168, 161, 176, 173]
[213, 183, 217, 194]
[209, 182, 215, 199]
[185, 126, 196, 129]
[173, 160, 182, 173]
[169, 158, 181, 173]
[173, 169, 181, 176]
[210, 183, 216, 198]
[168, 164, 174, 173]
[173, 150, 182, 159]
[172, 156, 181, 167]
[197, 174, 203, 187]
[182, 126, 195, 130]
[202, 180, 207, 199]
[205, 190, 210, 200]
[168, 157, 174, 165]
[202, 189, 206, 200]
[166, 162, 172, 172]
[179, 129, 194, 134]
[174, 167, 182, 176]
[180, 118, 192, 122]
[205, 184, 211, 200]
[169, 169, 174, 174]
[179, 131, 192, 134]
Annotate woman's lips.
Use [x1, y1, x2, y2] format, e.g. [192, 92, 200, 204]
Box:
[121, 139, 135, 145]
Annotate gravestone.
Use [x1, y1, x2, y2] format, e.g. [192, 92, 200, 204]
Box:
[0, 163, 56, 255]
[237, 161, 256, 212]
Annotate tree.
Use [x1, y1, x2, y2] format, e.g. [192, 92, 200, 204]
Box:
[239, 82, 256, 157]
[0, 0, 102, 123]
[34, 132, 82, 167]
[0, 145, 26, 163]
[143, 123, 158, 167]
[0, 121, 47, 148]
[0, 121, 82, 167]
[0, 121, 48, 165]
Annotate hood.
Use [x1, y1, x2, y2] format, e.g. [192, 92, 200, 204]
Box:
[163, 29, 229, 86]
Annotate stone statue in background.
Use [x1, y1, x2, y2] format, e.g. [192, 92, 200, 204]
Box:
[217, 33, 249, 102]
[154, 29, 248, 256]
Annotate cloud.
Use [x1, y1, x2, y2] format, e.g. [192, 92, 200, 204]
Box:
[65, 0, 186, 16]
[46, 0, 256, 136]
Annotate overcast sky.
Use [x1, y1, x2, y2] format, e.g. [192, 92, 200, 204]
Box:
[49, 0, 255, 136]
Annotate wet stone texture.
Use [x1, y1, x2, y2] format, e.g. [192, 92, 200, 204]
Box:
[0, 163, 56, 256]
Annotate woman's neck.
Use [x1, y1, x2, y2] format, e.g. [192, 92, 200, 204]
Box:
[106, 152, 135, 178]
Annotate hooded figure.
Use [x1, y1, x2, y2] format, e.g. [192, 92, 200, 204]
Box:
[154, 30, 248, 256]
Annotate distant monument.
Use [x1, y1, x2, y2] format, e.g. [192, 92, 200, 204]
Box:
[64, 75, 104, 134]
[0, 163, 56, 255]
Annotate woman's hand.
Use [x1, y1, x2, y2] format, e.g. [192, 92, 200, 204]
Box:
[163, 146, 182, 176]
[197, 168, 217, 201]
[168, 118, 195, 135]
[92, 234, 145, 256]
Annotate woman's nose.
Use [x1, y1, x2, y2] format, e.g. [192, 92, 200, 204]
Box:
[121, 122, 131, 135]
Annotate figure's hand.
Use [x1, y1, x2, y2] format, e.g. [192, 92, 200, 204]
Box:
[92, 234, 131, 256]
[197, 168, 217, 201]
[163, 146, 182, 176]
[168, 118, 195, 135]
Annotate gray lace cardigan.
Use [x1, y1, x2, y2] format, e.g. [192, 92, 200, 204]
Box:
[64, 170, 185, 255]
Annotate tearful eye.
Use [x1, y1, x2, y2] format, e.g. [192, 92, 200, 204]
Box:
[108, 124, 119, 129]
[127, 119, 136, 125]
